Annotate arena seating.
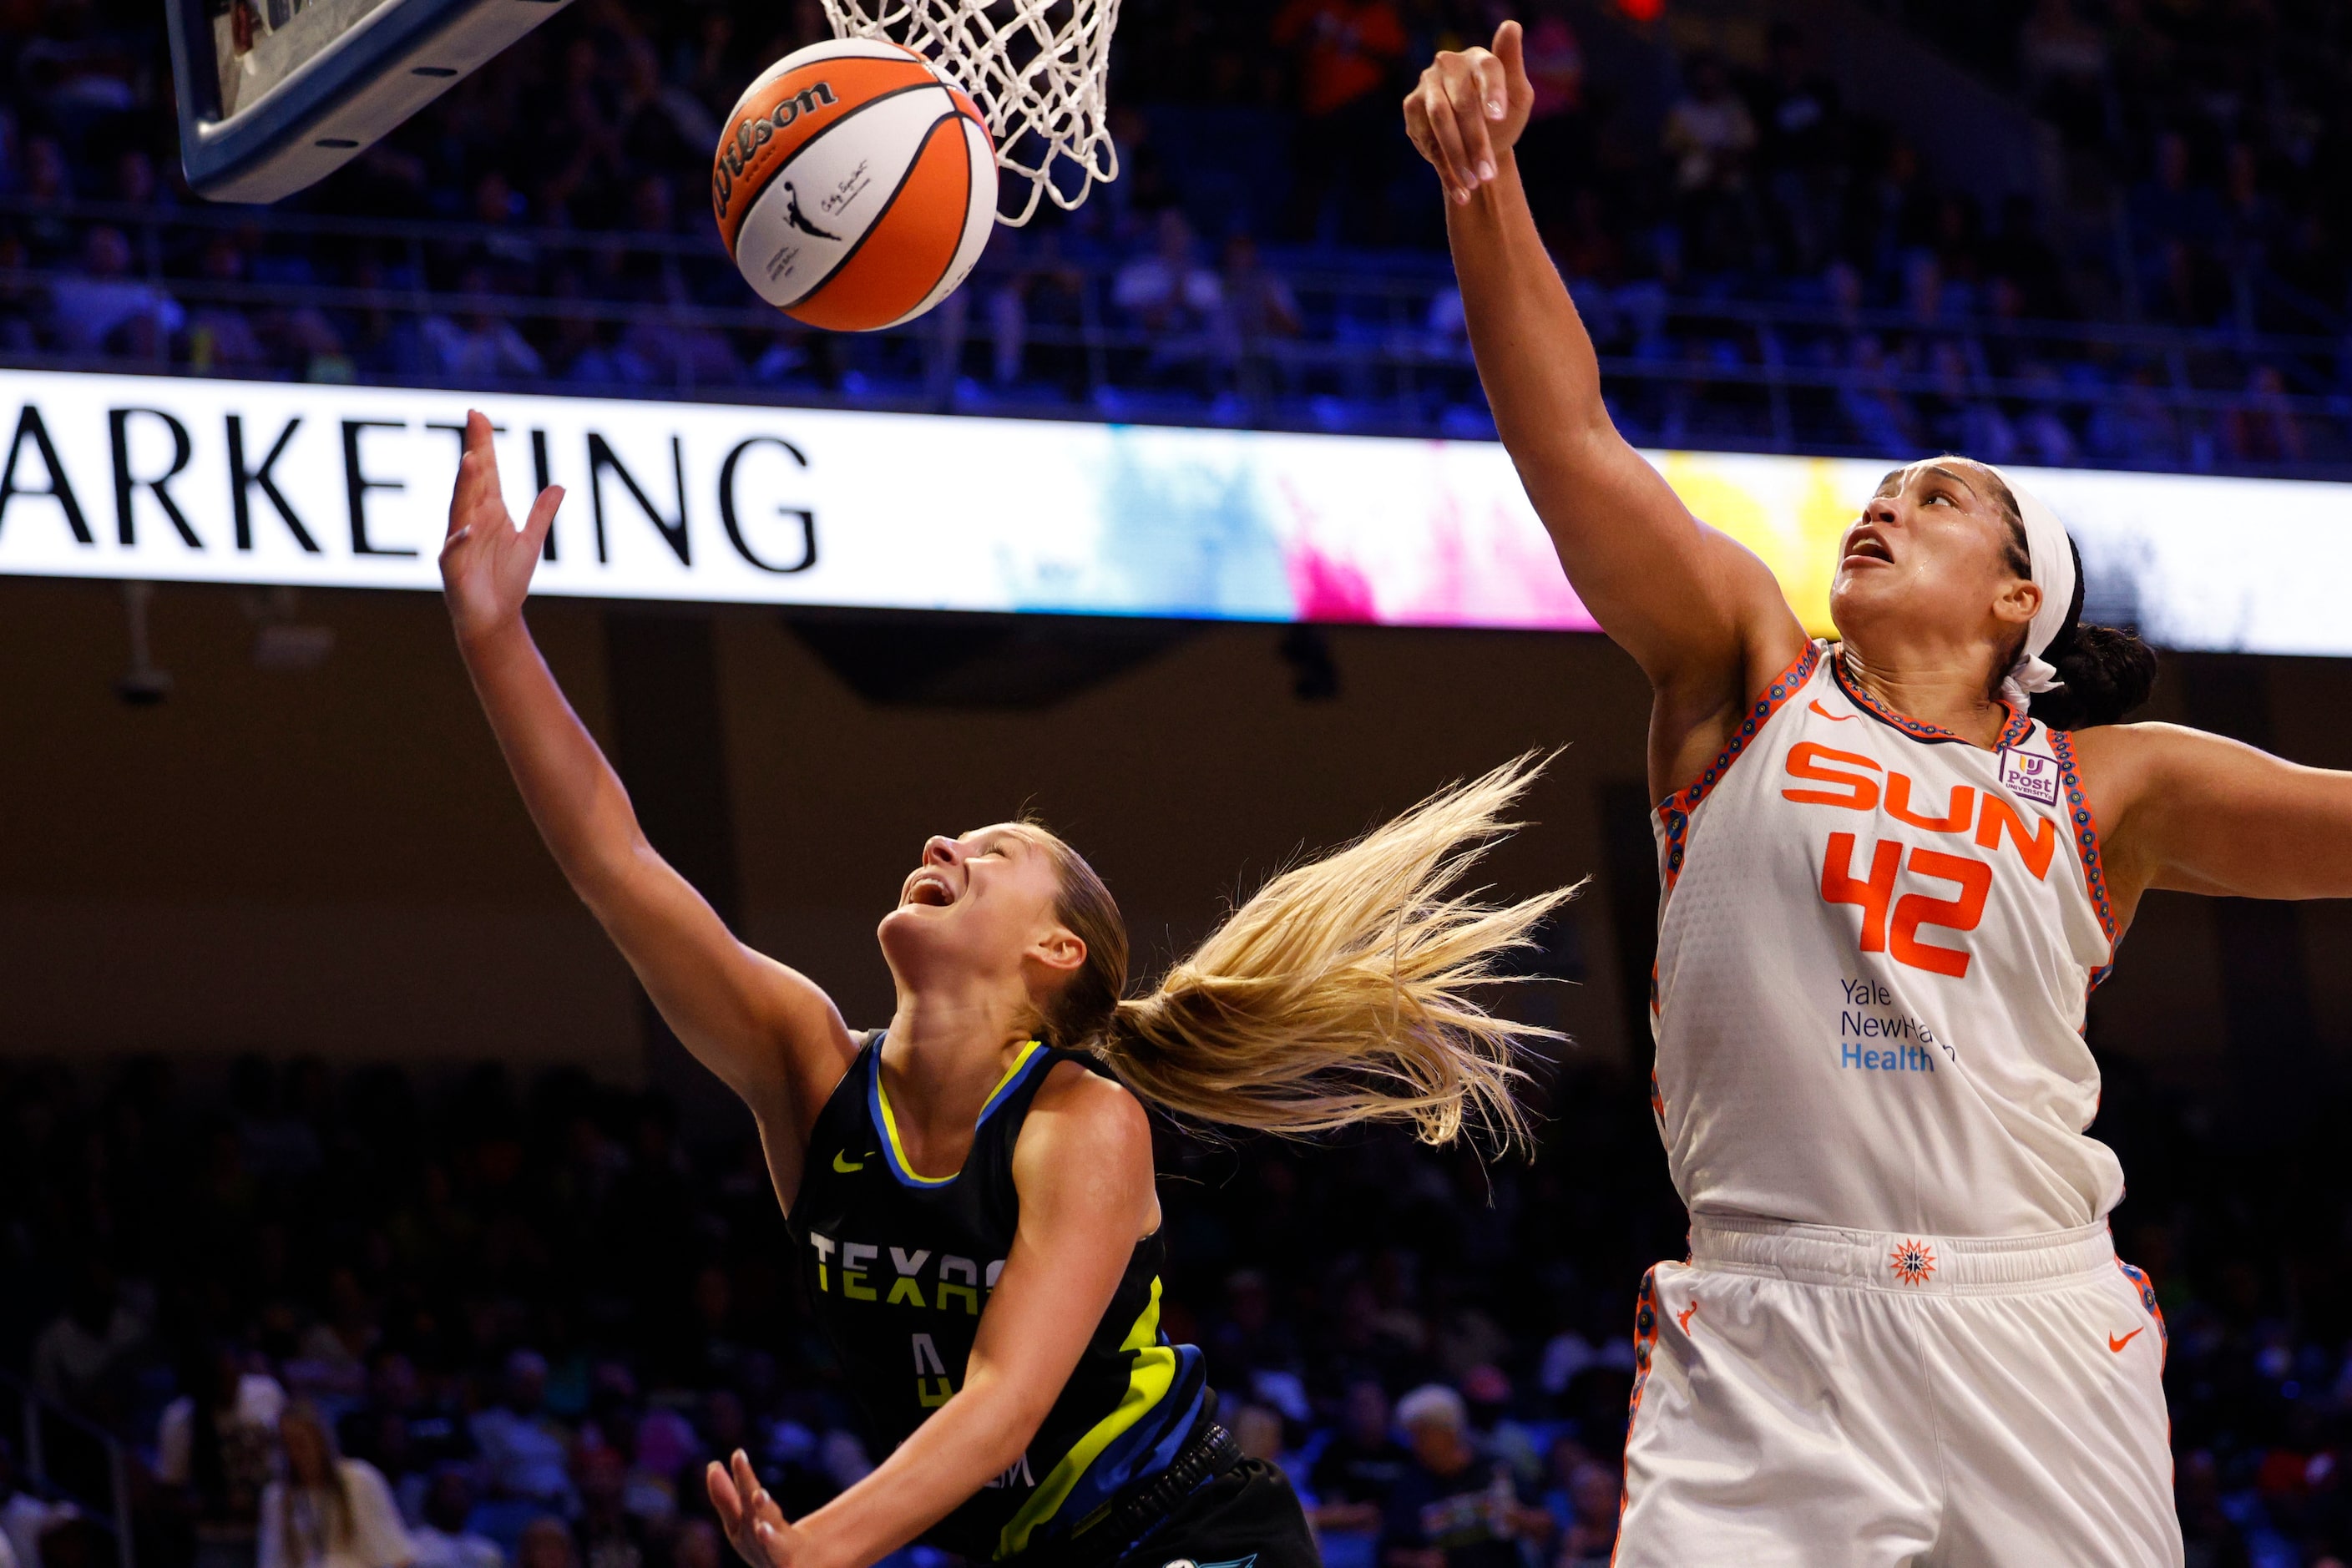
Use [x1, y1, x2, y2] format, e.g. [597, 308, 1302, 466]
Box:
[0, 0, 2345, 473]
[0, 1048, 2344, 1568]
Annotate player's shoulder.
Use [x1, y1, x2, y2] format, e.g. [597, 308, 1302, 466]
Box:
[2066, 720, 2228, 776]
[1016, 1058, 1151, 1169]
[1029, 1056, 1146, 1129]
[2060, 720, 2259, 832]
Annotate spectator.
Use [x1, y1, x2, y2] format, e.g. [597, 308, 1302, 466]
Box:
[1272, 0, 1408, 244]
[1983, 195, 2071, 321]
[28, 1257, 147, 1419]
[1310, 1378, 1411, 1541]
[1116, 210, 1223, 335]
[614, 274, 741, 390]
[18, 136, 74, 260]
[470, 173, 539, 277]
[2128, 131, 2223, 317]
[408, 1472, 502, 1568]
[2018, 0, 2112, 144]
[2218, 141, 2283, 306]
[1839, 334, 1921, 455]
[1661, 53, 1758, 272]
[112, 149, 166, 210]
[258, 1402, 416, 1568]
[0, 232, 35, 354]
[569, 1450, 646, 1568]
[1211, 1270, 1302, 1380]
[158, 1343, 286, 1563]
[665, 1521, 720, 1568]
[2087, 364, 2182, 468]
[1748, 23, 1843, 272]
[470, 1353, 579, 1519]
[46, 227, 182, 359]
[1216, 232, 1302, 401]
[182, 236, 269, 374]
[1547, 1454, 1618, 1567]
[1229, 1404, 1288, 1468]
[2011, 363, 2086, 466]
[512, 1520, 575, 1568]
[1849, 138, 1936, 278]
[291, 1268, 381, 1397]
[0, 1439, 76, 1568]
[422, 268, 547, 381]
[1379, 1385, 1548, 1568]
[984, 230, 1088, 394]
[1458, 1366, 1541, 1493]
[1115, 210, 1224, 392]
[2223, 364, 2307, 466]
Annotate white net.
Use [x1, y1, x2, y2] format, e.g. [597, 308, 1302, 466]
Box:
[820, 0, 1120, 226]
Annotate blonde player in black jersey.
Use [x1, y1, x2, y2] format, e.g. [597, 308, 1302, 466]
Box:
[436, 414, 1575, 1568]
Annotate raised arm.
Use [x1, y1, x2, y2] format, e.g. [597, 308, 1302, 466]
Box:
[2075, 721, 2352, 925]
[707, 1066, 1158, 1568]
[1404, 23, 1807, 795]
[439, 412, 857, 1201]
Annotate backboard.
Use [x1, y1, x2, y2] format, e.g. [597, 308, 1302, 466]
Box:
[168, 0, 574, 203]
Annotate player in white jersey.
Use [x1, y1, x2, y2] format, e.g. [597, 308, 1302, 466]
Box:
[1404, 21, 2352, 1568]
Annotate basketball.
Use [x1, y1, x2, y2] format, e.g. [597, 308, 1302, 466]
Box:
[711, 38, 997, 332]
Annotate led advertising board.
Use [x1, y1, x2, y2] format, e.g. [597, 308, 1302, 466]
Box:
[0, 371, 2344, 655]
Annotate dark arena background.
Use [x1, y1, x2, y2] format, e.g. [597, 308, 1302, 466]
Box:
[5, 1, 2352, 1567]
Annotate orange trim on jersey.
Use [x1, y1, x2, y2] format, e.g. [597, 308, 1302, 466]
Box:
[1832, 654, 2029, 750]
[1655, 641, 1822, 900]
[2115, 1257, 2168, 1368]
[2047, 728, 2118, 988]
[1611, 1267, 1664, 1568]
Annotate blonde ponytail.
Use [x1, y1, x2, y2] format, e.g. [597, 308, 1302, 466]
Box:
[1033, 755, 1576, 1151]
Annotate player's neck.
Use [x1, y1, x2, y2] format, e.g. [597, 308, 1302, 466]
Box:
[881, 984, 1035, 1130]
[1837, 640, 2011, 748]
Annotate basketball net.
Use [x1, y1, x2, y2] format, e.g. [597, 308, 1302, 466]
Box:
[820, 0, 1120, 225]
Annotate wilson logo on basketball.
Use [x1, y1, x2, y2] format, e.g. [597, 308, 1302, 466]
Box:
[712, 81, 839, 220]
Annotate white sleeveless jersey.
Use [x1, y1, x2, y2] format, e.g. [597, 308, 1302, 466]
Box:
[1650, 641, 2125, 1236]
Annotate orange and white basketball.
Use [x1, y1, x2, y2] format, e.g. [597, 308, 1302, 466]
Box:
[712, 39, 996, 332]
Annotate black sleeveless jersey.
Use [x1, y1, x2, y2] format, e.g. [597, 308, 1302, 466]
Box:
[787, 1035, 1208, 1562]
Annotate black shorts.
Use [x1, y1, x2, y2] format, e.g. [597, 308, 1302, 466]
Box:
[1113, 1459, 1319, 1568]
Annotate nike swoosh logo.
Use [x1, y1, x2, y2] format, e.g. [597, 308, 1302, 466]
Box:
[832, 1151, 866, 1173]
[1808, 700, 1854, 721]
[2109, 1327, 2146, 1353]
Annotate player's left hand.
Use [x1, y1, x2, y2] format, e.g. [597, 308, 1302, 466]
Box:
[708, 1450, 820, 1568]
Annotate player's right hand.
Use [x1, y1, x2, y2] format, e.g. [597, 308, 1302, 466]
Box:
[439, 409, 561, 650]
[708, 1450, 817, 1568]
[1403, 19, 1534, 205]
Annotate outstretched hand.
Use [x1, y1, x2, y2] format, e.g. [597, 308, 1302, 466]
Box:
[440, 410, 562, 649]
[708, 1451, 822, 1568]
[1403, 18, 1535, 205]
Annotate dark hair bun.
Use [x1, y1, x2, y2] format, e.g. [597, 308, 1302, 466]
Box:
[2033, 623, 2158, 731]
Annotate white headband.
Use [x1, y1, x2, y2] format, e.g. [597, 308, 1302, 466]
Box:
[1988, 467, 2076, 715]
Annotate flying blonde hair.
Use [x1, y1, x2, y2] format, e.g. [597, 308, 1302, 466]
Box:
[1029, 754, 1576, 1151]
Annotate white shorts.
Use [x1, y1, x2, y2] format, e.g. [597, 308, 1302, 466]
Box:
[1616, 1216, 2180, 1568]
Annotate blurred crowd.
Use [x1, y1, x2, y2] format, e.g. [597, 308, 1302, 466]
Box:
[0, 0, 2347, 464]
[1, 1044, 2351, 1568]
